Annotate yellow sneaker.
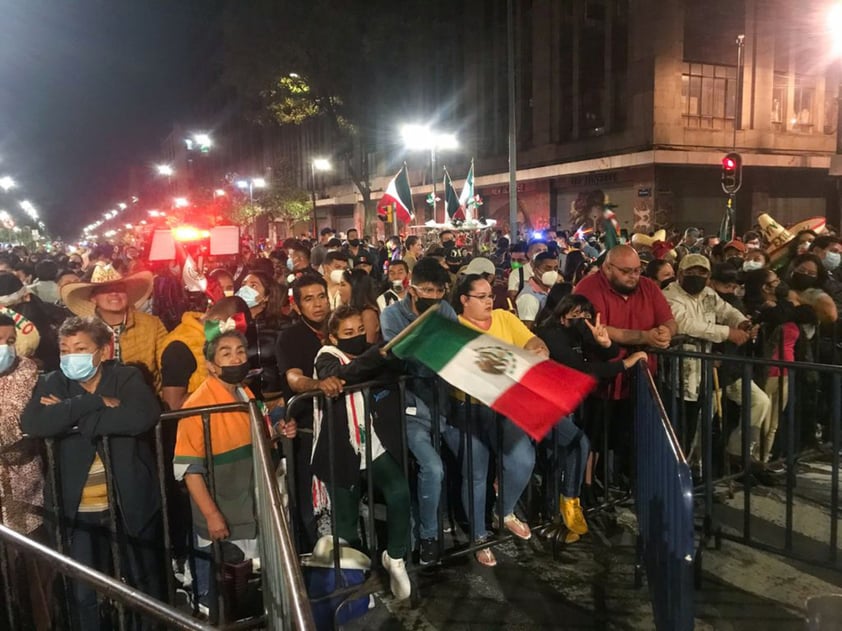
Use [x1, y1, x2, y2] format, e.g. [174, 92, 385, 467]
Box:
[560, 496, 589, 536]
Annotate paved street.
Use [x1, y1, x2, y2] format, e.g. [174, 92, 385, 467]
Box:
[346, 459, 842, 630]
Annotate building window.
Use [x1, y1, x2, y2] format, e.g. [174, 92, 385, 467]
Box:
[772, 73, 817, 133]
[680, 62, 737, 129]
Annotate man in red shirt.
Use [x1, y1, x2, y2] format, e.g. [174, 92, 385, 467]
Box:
[574, 245, 676, 486]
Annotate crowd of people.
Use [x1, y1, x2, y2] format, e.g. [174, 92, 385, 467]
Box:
[0, 218, 837, 626]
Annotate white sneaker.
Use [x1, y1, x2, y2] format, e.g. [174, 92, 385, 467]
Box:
[381, 551, 411, 601]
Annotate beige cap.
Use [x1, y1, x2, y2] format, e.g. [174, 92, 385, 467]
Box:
[678, 253, 711, 272]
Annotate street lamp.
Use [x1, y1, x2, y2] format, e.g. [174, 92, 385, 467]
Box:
[236, 177, 267, 202]
[0, 176, 14, 192]
[401, 124, 458, 223]
[173, 197, 189, 208]
[186, 133, 213, 153]
[310, 158, 332, 235]
[156, 164, 174, 177]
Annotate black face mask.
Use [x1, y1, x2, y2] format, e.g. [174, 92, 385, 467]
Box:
[348, 239, 360, 247]
[571, 318, 591, 338]
[415, 297, 441, 314]
[660, 277, 675, 289]
[680, 276, 707, 295]
[774, 281, 791, 301]
[717, 291, 741, 307]
[336, 334, 369, 356]
[218, 362, 250, 385]
[789, 272, 816, 292]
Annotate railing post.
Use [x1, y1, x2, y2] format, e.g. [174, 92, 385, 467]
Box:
[200, 412, 225, 625]
[740, 364, 752, 543]
[154, 421, 176, 604]
[101, 435, 127, 631]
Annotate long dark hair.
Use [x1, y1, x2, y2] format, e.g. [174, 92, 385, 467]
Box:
[536, 294, 595, 329]
[245, 270, 286, 329]
[534, 283, 573, 328]
[742, 268, 774, 313]
[344, 269, 379, 311]
[787, 252, 827, 289]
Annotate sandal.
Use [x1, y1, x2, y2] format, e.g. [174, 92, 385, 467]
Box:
[475, 546, 497, 567]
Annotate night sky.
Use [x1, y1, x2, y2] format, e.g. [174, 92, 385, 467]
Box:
[0, 0, 218, 236]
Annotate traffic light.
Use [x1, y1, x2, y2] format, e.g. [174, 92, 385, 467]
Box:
[721, 152, 742, 194]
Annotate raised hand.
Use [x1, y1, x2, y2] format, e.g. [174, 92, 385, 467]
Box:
[584, 313, 611, 348]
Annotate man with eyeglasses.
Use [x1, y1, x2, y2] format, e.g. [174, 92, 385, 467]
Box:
[574, 245, 676, 484]
[381, 258, 460, 566]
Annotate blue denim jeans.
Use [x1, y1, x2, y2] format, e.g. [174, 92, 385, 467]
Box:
[405, 398, 460, 541]
[456, 402, 535, 541]
[544, 416, 590, 499]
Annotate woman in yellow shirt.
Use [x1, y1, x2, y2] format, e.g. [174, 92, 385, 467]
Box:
[453, 274, 549, 567]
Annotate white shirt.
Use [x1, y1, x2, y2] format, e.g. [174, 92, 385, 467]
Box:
[507, 262, 533, 292]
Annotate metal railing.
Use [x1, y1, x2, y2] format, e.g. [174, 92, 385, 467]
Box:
[0, 522, 214, 631]
[651, 338, 842, 572]
[1, 399, 315, 630]
[633, 362, 695, 631]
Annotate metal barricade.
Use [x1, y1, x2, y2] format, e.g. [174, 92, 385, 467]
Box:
[282, 374, 626, 616]
[3, 400, 315, 630]
[651, 340, 842, 573]
[633, 362, 695, 631]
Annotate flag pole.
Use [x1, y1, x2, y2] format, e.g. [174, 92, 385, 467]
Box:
[381, 303, 441, 353]
[392, 203, 398, 237]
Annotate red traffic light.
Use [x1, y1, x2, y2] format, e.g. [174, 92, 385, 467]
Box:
[722, 157, 736, 171]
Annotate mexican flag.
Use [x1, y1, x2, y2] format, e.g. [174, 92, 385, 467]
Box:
[377, 164, 415, 223]
[458, 159, 475, 221]
[443, 168, 464, 221]
[390, 312, 597, 440]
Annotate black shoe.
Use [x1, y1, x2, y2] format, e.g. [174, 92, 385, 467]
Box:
[419, 538, 439, 566]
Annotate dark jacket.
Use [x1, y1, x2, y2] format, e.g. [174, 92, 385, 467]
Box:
[536, 323, 623, 380]
[312, 345, 404, 487]
[21, 361, 161, 536]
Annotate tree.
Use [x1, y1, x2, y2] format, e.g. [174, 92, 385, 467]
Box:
[219, 0, 445, 234]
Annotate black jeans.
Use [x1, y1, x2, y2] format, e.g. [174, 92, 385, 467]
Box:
[68, 510, 164, 630]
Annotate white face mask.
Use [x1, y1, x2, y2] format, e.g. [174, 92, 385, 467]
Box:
[742, 260, 764, 272]
[541, 270, 560, 287]
[329, 269, 345, 284]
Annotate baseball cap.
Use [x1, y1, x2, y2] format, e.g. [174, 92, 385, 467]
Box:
[723, 239, 747, 254]
[463, 257, 496, 276]
[353, 253, 373, 267]
[678, 253, 711, 272]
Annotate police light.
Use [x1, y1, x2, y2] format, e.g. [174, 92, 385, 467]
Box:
[721, 152, 742, 194]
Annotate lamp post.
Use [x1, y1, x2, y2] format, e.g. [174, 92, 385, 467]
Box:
[310, 158, 332, 237]
[0, 176, 15, 192]
[401, 124, 458, 224]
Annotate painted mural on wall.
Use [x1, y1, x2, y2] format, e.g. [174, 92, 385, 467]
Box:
[486, 191, 550, 238]
[568, 190, 608, 233]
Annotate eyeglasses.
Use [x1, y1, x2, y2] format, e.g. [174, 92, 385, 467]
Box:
[411, 284, 446, 297]
[608, 263, 642, 276]
[467, 294, 494, 302]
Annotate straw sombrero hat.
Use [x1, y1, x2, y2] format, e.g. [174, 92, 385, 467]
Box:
[60, 264, 154, 318]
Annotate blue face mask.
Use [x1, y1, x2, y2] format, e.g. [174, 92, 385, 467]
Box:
[236, 285, 262, 308]
[823, 251, 841, 272]
[60, 352, 98, 382]
[286, 257, 295, 271]
[0, 344, 16, 374]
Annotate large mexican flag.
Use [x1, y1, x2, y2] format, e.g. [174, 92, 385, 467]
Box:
[390, 312, 597, 440]
[377, 164, 415, 224]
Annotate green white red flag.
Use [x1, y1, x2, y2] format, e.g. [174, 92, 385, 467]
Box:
[390, 312, 596, 440]
[377, 164, 415, 224]
[443, 167, 464, 221]
[458, 159, 475, 221]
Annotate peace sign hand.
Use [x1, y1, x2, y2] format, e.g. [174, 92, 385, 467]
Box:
[584, 313, 612, 348]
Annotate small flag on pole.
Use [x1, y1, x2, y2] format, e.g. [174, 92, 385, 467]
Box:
[390, 312, 597, 440]
[443, 167, 464, 222]
[377, 164, 415, 224]
[458, 159, 475, 222]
